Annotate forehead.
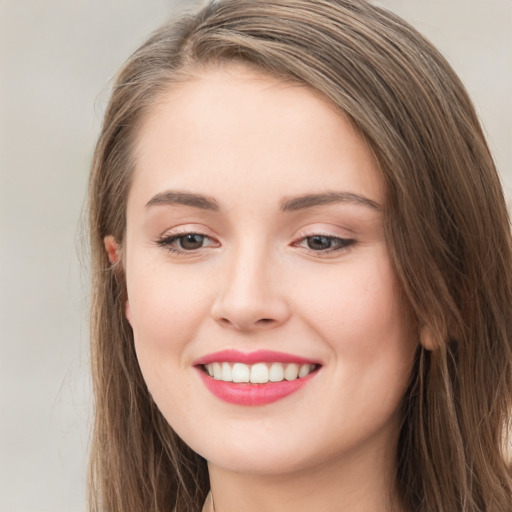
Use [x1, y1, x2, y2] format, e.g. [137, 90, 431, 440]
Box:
[129, 63, 384, 209]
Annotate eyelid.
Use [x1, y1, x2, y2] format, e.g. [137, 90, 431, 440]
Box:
[290, 226, 356, 256]
[291, 224, 354, 243]
[154, 225, 220, 254]
[153, 224, 355, 257]
[157, 223, 214, 237]
[292, 235, 355, 251]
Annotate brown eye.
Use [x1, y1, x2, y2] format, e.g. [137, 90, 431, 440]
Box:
[307, 235, 332, 250]
[179, 234, 205, 250]
[156, 232, 219, 254]
[293, 234, 355, 255]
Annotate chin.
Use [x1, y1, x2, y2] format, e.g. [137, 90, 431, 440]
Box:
[204, 445, 319, 477]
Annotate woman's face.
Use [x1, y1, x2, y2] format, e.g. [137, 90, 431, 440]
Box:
[120, 65, 417, 476]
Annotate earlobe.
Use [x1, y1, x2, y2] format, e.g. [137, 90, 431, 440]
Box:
[104, 235, 121, 265]
[104, 236, 131, 324]
[419, 326, 436, 351]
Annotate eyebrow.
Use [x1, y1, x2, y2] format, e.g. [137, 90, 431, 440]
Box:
[280, 191, 381, 212]
[145, 190, 381, 212]
[146, 191, 220, 211]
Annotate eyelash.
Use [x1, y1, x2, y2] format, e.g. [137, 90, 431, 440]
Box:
[155, 231, 355, 256]
[292, 234, 355, 255]
[155, 232, 219, 254]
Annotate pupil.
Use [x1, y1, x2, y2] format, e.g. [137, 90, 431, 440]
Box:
[180, 234, 204, 250]
[308, 235, 331, 250]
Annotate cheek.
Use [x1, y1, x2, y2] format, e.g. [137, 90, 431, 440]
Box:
[124, 261, 216, 418]
[125, 258, 214, 368]
[294, 255, 416, 396]
[298, 257, 407, 343]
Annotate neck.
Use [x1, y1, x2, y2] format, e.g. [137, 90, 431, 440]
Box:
[207, 436, 404, 512]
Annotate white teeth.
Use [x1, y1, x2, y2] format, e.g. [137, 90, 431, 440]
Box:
[204, 362, 317, 383]
[250, 363, 269, 384]
[298, 364, 311, 378]
[269, 362, 284, 382]
[232, 363, 250, 383]
[212, 362, 222, 380]
[284, 363, 299, 381]
[221, 362, 232, 381]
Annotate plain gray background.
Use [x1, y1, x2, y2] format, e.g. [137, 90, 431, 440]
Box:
[0, 1, 510, 511]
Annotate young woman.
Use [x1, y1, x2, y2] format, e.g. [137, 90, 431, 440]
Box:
[87, 1, 512, 511]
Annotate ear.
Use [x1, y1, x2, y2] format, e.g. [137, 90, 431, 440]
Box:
[419, 326, 436, 351]
[104, 235, 132, 323]
[104, 235, 121, 265]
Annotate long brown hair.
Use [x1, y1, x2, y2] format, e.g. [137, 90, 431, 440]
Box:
[87, 1, 512, 510]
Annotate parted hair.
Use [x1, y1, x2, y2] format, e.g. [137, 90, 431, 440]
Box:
[87, 1, 512, 510]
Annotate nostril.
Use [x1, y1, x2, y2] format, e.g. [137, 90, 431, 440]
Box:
[217, 316, 275, 330]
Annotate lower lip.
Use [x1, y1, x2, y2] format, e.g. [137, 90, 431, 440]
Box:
[197, 369, 317, 406]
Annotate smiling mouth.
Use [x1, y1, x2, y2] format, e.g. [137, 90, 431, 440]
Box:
[201, 362, 320, 384]
[194, 350, 322, 405]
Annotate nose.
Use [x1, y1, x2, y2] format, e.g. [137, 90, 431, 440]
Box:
[210, 246, 291, 332]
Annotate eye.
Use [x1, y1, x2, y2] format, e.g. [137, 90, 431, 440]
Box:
[155, 232, 219, 254]
[178, 233, 206, 250]
[306, 235, 335, 250]
[293, 234, 355, 254]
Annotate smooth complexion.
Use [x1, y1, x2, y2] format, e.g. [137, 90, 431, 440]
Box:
[110, 64, 417, 512]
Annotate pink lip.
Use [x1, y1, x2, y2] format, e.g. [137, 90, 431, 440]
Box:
[197, 369, 318, 406]
[193, 349, 319, 366]
[193, 350, 321, 406]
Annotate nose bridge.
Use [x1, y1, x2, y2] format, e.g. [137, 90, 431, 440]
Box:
[230, 239, 268, 295]
[211, 238, 289, 330]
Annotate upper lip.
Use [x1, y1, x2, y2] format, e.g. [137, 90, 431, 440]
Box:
[193, 349, 321, 366]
